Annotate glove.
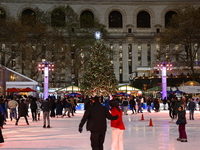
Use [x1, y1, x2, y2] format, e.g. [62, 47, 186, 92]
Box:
[176, 120, 179, 125]
[78, 127, 83, 133]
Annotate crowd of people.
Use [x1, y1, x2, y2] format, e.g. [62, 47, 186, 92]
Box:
[0, 94, 199, 148]
[0, 95, 78, 128]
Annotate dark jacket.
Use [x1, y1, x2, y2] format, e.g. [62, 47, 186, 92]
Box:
[122, 99, 128, 106]
[129, 98, 136, 107]
[188, 101, 196, 111]
[79, 102, 118, 132]
[18, 102, 28, 117]
[0, 112, 4, 143]
[147, 98, 152, 106]
[177, 110, 187, 125]
[30, 100, 37, 110]
[41, 100, 50, 112]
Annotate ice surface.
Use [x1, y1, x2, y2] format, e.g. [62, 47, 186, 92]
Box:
[1, 110, 200, 150]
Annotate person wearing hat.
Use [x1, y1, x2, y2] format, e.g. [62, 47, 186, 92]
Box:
[78, 96, 118, 150]
[176, 106, 187, 142]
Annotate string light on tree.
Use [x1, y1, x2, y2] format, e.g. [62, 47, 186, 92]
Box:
[95, 31, 102, 40]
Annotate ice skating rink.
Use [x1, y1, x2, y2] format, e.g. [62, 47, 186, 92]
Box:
[1, 110, 200, 150]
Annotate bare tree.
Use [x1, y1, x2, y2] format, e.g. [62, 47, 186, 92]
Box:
[158, 5, 200, 80]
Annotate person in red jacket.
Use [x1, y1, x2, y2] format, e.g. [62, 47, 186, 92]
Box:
[109, 98, 125, 150]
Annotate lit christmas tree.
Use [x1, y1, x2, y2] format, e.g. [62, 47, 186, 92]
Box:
[80, 41, 118, 96]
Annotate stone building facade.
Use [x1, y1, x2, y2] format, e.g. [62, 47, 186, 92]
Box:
[0, 0, 200, 86]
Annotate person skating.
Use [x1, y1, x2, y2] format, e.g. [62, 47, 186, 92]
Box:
[176, 106, 187, 142]
[78, 96, 118, 150]
[30, 97, 37, 121]
[110, 98, 125, 150]
[41, 98, 51, 128]
[15, 99, 29, 126]
[129, 97, 136, 114]
[62, 98, 72, 118]
[0, 110, 4, 147]
[188, 99, 196, 120]
[36, 99, 42, 120]
[8, 99, 18, 121]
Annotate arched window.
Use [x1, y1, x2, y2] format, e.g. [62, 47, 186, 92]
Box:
[0, 8, 6, 21]
[165, 11, 177, 27]
[21, 9, 36, 26]
[80, 10, 94, 28]
[51, 9, 65, 27]
[109, 11, 122, 28]
[137, 11, 151, 28]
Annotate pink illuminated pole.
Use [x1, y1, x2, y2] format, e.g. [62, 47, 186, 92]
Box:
[157, 62, 172, 100]
[44, 64, 49, 100]
[162, 65, 167, 100]
[38, 61, 54, 100]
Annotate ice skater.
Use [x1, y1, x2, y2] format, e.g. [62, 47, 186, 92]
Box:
[41, 98, 51, 128]
[176, 106, 187, 142]
[15, 99, 29, 126]
[0, 111, 4, 146]
[110, 98, 125, 150]
[78, 96, 118, 150]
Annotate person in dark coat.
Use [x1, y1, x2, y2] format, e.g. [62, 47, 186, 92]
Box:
[15, 99, 29, 125]
[0, 110, 4, 145]
[188, 99, 196, 120]
[50, 98, 56, 118]
[0, 99, 6, 125]
[146, 97, 152, 113]
[30, 97, 37, 121]
[176, 106, 187, 142]
[56, 98, 63, 117]
[163, 97, 167, 110]
[41, 98, 51, 128]
[153, 98, 160, 112]
[0, 105, 5, 128]
[78, 96, 118, 150]
[62, 98, 72, 118]
[129, 97, 136, 114]
[174, 98, 182, 117]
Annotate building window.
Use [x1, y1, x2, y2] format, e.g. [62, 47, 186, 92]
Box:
[0, 8, 6, 21]
[128, 44, 132, 74]
[80, 10, 94, 28]
[21, 9, 36, 26]
[165, 11, 177, 27]
[51, 9, 65, 27]
[194, 44, 198, 63]
[156, 44, 160, 61]
[138, 44, 142, 66]
[109, 11, 122, 28]
[137, 11, 150, 28]
[110, 44, 114, 60]
[147, 44, 151, 66]
[166, 45, 170, 60]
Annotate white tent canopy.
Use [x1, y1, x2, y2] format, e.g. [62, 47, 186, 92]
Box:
[178, 81, 200, 93]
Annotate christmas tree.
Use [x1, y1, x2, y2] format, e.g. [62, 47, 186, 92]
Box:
[80, 41, 118, 96]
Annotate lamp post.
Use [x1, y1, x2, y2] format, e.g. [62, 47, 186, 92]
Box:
[157, 62, 172, 100]
[38, 60, 54, 100]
